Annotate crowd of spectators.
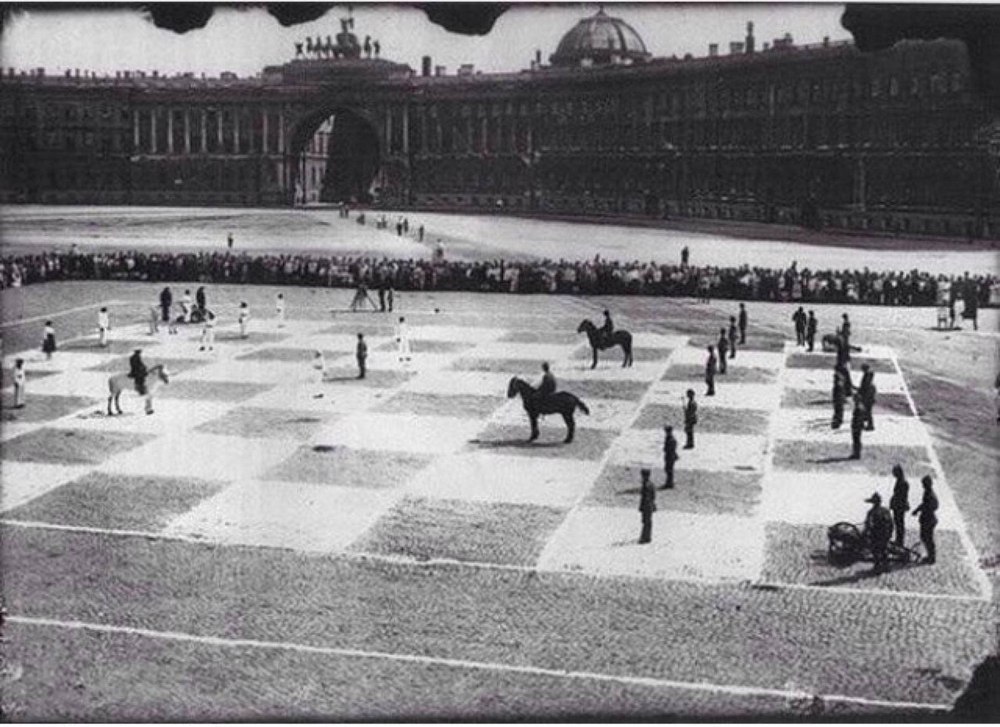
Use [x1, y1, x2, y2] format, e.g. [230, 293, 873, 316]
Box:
[1, 248, 996, 308]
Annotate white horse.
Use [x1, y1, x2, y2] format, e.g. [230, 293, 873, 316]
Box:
[107, 364, 170, 416]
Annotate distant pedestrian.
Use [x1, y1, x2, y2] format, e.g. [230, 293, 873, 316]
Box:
[387, 285, 394, 312]
[275, 293, 286, 328]
[683, 389, 698, 449]
[12, 358, 26, 409]
[727, 316, 737, 359]
[198, 310, 216, 351]
[805, 310, 817, 352]
[638, 468, 656, 544]
[717, 328, 729, 374]
[227, 232, 234, 250]
[418, 224, 425, 242]
[832, 367, 847, 430]
[356, 333, 367, 379]
[396, 316, 411, 363]
[159, 286, 172, 323]
[97, 306, 110, 347]
[238, 302, 250, 338]
[912, 475, 938, 564]
[705, 345, 717, 396]
[181, 289, 193, 323]
[792, 306, 806, 346]
[196, 286, 207, 315]
[849, 395, 865, 459]
[738, 303, 747, 344]
[41, 320, 56, 360]
[681, 245, 689, 267]
[377, 282, 387, 312]
[863, 492, 893, 574]
[841, 313, 852, 356]
[889, 464, 909, 547]
[858, 364, 877, 431]
[662, 425, 678, 489]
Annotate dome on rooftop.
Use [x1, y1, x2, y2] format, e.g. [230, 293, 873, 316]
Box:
[550, 8, 650, 68]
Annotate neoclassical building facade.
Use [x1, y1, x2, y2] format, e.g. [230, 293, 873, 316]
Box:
[1, 9, 996, 239]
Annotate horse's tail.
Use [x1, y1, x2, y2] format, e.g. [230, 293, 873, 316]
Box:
[575, 397, 590, 416]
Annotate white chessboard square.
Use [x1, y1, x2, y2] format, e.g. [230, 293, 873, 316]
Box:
[488, 396, 637, 431]
[648, 381, 780, 411]
[406, 452, 600, 508]
[182, 359, 312, 386]
[0, 461, 91, 513]
[279, 332, 374, 353]
[163, 480, 398, 553]
[401, 369, 513, 397]
[667, 346, 721, 367]
[361, 350, 457, 372]
[29, 369, 118, 398]
[782, 367, 907, 395]
[630, 332, 688, 349]
[410, 325, 503, 343]
[98, 433, 300, 481]
[470, 341, 580, 361]
[312, 413, 483, 454]
[243, 382, 389, 414]
[3, 351, 113, 372]
[726, 350, 786, 370]
[773, 409, 927, 447]
[610, 430, 768, 472]
[537, 506, 764, 582]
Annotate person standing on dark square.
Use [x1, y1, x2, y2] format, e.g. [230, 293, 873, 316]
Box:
[728, 316, 738, 359]
[738, 303, 747, 344]
[806, 310, 817, 352]
[356, 333, 368, 379]
[638, 468, 656, 544]
[683, 389, 698, 449]
[662, 425, 678, 489]
[705, 346, 717, 396]
[717, 329, 728, 374]
[913, 475, 938, 564]
[889, 464, 909, 547]
[850, 395, 865, 459]
[792, 306, 806, 346]
[863, 492, 893, 574]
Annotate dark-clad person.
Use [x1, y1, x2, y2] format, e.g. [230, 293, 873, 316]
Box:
[717, 328, 729, 374]
[792, 307, 807, 346]
[841, 313, 852, 357]
[356, 333, 367, 379]
[889, 464, 910, 547]
[681, 245, 689, 267]
[538, 362, 556, 403]
[159, 286, 173, 323]
[683, 389, 698, 449]
[805, 310, 818, 352]
[705, 346, 717, 396]
[600, 309, 614, 347]
[128, 348, 148, 396]
[858, 364, 877, 431]
[662, 425, 678, 490]
[831, 367, 847, 430]
[912, 475, 939, 564]
[849, 395, 865, 459]
[638, 468, 656, 544]
[728, 316, 738, 359]
[195, 286, 207, 315]
[738, 303, 747, 344]
[863, 492, 893, 574]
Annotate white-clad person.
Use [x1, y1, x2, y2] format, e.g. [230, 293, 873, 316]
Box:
[396, 315, 411, 363]
[238, 302, 250, 339]
[275, 292, 286, 328]
[181, 289, 193, 323]
[199, 310, 216, 352]
[12, 358, 26, 409]
[97, 306, 110, 347]
[312, 349, 327, 383]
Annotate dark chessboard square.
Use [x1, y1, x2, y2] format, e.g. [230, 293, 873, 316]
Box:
[450, 357, 547, 374]
[771, 440, 933, 477]
[1, 394, 100, 423]
[157, 380, 273, 403]
[213, 331, 291, 345]
[194, 407, 337, 441]
[84, 356, 209, 375]
[661, 364, 776, 385]
[374, 339, 475, 354]
[236, 347, 327, 363]
[4, 472, 227, 531]
[468, 422, 615, 461]
[262, 445, 432, 489]
[631, 346, 675, 361]
[1, 427, 155, 465]
[633, 403, 769, 434]
[372, 391, 505, 418]
[687, 334, 787, 353]
[60, 338, 160, 355]
[350, 496, 567, 566]
[559, 378, 649, 401]
[780, 388, 914, 416]
[586, 464, 762, 516]
[320, 367, 416, 388]
[497, 330, 581, 345]
[319, 321, 398, 337]
[785, 353, 896, 373]
[760, 522, 982, 597]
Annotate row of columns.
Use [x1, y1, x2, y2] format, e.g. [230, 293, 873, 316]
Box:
[131, 107, 287, 156]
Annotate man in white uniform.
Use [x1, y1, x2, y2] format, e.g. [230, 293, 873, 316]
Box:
[181, 290, 193, 323]
[199, 311, 216, 351]
[275, 293, 286, 328]
[238, 302, 250, 339]
[396, 316, 411, 363]
[97, 307, 110, 347]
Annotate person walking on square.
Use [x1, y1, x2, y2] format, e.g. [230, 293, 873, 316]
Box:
[638, 468, 656, 544]
[683, 389, 698, 449]
[159, 286, 172, 323]
[238, 302, 250, 339]
[913, 475, 938, 564]
[12, 358, 26, 409]
[863, 492, 893, 574]
[356, 333, 368, 379]
[793, 306, 807, 346]
[850, 395, 865, 459]
[858, 364, 877, 431]
[705, 345, 717, 396]
[889, 464, 910, 547]
[738, 303, 747, 345]
[396, 316, 411, 363]
[662, 425, 678, 489]
[728, 316, 738, 359]
[97, 306, 110, 347]
[128, 348, 148, 397]
[41, 320, 56, 360]
[275, 292, 286, 328]
[199, 310, 216, 351]
[717, 329, 729, 374]
[806, 310, 817, 352]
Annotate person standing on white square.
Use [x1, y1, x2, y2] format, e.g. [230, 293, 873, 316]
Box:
[238, 302, 250, 339]
[199, 310, 216, 351]
[97, 306, 110, 347]
[396, 316, 411, 363]
[275, 293, 286, 328]
[12, 358, 26, 408]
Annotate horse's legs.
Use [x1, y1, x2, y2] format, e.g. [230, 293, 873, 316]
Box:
[115, 392, 123, 415]
[591, 347, 598, 370]
[528, 413, 539, 441]
[107, 394, 113, 416]
[562, 412, 575, 443]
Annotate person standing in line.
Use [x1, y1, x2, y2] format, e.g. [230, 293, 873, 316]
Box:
[792, 306, 807, 346]
[738, 303, 748, 345]
[716, 328, 729, 374]
[199, 310, 216, 352]
[12, 358, 26, 409]
[889, 464, 910, 548]
[41, 320, 56, 360]
[275, 292, 286, 328]
[356, 333, 368, 379]
[705, 345, 717, 396]
[683, 389, 698, 449]
[805, 310, 818, 352]
[727, 316, 738, 359]
[159, 286, 172, 323]
[97, 306, 110, 347]
[863, 492, 893, 574]
[662, 425, 678, 490]
[849, 395, 865, 459]
[858, 363, 877, 431]
[238, 302, 250, 339]
[638, 468, 656, 544]
[396, 316, 411, 363]
[912, 475, 939, 564]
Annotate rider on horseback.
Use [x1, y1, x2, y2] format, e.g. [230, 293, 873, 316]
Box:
[537, 362, 556, 405]
[128, 349, 148, 396]
[600, 309, 614, 348]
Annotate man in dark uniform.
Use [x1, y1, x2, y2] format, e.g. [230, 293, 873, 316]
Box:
[849, 395, 865, 459]
[832, 365, 848, 430]
[738, 303, 747, 344]
[195, 286, 207, 316]
[792, 306, 807, 346]
[128, 348, 148, 396]
[681, 245, 689, 267]
[840, 313, 852, 360]
[858, 364, 877, 431]
[537, 361, 556, 405]
[717, 328, 729, 374]
[159, 286, 173, 323]
[638, 468, 656, 544]
[805, 310, 818, 352]
[662, 425, 678, 489]
[728, 316, 738, 359]
[705, 345, 717, 396]
[683, 389, 698, 449]
[912, 475, 939, 564]
[600, 309, 614, 348]
[863, 492, 893, 574]
[356, 333, 367, 379]
[889, 464, 910, 547]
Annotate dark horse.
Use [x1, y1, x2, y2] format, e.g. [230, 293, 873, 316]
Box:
[577, 319, 633, 369]
[507, 377, 590, 443]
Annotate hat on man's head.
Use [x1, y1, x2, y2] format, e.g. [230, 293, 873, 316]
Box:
[921, 475, 934, 487]
[640, 468, 651, 478]
[865, 492, 882, 504]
